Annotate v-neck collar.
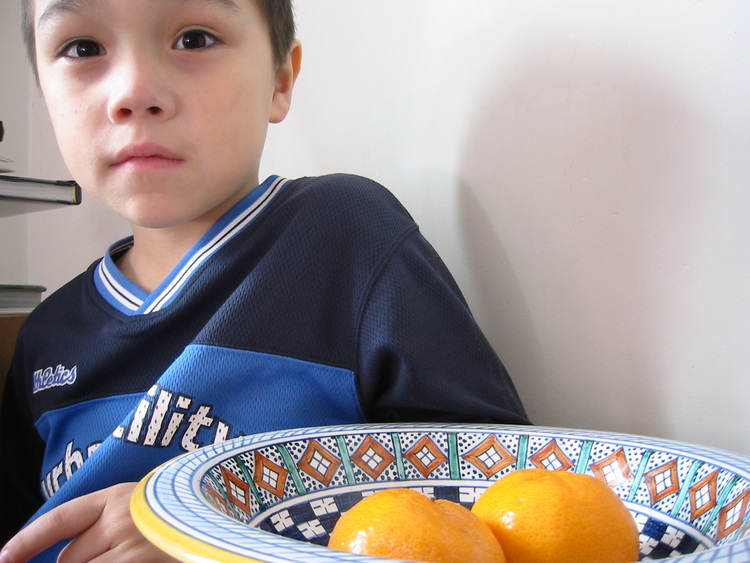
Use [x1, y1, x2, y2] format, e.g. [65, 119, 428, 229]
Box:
[94, 176, 288, 316]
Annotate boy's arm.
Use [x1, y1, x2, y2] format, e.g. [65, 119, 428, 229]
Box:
[0, 483, 180, 563]
[357, 229, 530, 425]
[0, 371, 46, 544]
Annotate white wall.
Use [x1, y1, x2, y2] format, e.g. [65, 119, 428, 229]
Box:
[0, 0, 31, 284]
[9, 1, 750, 455]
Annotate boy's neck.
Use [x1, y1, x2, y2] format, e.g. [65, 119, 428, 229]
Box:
[115, 178, 263, 292]
[117, 222, 209, 293]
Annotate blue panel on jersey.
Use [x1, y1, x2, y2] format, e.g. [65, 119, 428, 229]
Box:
[34, 393, 143, 499]
[145, 343, 367, 438]
[34, 345, 366, 507]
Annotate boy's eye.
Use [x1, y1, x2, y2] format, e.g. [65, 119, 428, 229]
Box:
[61, 39, 103, 58]
[175, 30, 219, 50]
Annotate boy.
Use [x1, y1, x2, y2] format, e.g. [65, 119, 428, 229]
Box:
[0, 0, 529, 560]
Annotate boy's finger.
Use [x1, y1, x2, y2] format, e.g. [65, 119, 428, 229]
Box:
[0, 491, 108, 563]
[56, 528, 113, 563]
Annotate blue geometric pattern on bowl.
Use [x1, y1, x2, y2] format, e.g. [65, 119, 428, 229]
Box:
[139, 423, 750, 562]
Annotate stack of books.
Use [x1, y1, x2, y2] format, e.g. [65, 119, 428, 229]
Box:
[0, 284, 46, 316]
[0, 174, 81, 217]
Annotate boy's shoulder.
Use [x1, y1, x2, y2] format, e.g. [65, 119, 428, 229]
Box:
[287, 173, 407, 211]
[16, 266, 93, 329]
[281, 173, 415, 230]
[290, 172, 388, 192]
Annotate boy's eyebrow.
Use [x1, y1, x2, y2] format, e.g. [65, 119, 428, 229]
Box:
[38, 0, 240, 30]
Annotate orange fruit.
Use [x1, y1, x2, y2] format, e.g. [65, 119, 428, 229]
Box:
[471, 469, 639, 563]
[328, 488, 506, 563]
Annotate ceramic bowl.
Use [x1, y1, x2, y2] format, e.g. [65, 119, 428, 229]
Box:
[131, 423, 750, 562]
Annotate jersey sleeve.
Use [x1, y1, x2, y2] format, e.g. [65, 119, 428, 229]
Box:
[355, 227, 530, 425]
[0, 354, 47, 543]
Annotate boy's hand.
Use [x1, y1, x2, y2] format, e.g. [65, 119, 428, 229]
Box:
[0, 483, 180, 562]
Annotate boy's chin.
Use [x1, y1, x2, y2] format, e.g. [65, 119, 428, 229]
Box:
[113, 205, 193, 231]
[125, 206, 224, 232]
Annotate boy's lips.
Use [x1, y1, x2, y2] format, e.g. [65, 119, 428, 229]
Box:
[112, 143, 183, 170]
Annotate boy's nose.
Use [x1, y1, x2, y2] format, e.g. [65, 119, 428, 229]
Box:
[106, 57, 177, 124]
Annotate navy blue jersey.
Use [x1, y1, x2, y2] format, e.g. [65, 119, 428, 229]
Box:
[0, 174, 528, 555]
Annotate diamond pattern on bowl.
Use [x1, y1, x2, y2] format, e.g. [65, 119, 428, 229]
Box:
[134, 423, 750, 563]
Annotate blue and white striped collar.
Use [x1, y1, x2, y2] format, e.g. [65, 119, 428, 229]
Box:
[94, 176, 288, 316]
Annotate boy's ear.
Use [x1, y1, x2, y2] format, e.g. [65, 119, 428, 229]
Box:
[270, 40, 302, 124]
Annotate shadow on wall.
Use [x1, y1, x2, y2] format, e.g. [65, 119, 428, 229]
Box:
[458, 39, 698, 436]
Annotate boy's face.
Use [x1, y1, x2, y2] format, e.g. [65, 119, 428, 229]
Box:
[32, 0, 298, 230]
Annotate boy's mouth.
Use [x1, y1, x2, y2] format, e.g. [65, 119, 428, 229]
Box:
[112, 143, 183, 170]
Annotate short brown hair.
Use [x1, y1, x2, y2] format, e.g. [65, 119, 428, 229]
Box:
[258, 0, 296, 68]
[20, 0, 296, 73]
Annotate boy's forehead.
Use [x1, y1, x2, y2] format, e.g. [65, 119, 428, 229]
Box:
[35, 0, 247, 21]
